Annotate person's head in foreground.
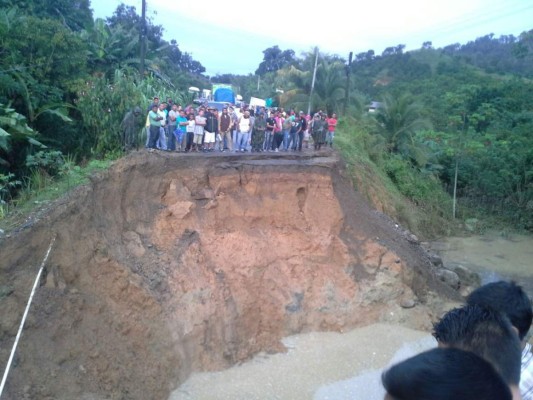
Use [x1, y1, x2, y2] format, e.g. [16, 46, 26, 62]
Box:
[433, 303, 522, 398]
[467, 280, 532, 343]
[382, 347, 512, 400]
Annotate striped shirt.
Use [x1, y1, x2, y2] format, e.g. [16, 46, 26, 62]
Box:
[521, 342, 533, 400]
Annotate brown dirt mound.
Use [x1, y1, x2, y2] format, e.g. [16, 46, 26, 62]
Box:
[0, 150, 459, 400]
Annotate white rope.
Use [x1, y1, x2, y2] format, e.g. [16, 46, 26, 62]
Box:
[0, 235, 56, 398]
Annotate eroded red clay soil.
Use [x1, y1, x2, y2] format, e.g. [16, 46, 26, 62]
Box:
[0, 150, 459, 400]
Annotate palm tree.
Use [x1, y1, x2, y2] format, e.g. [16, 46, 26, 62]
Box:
[374, 94, 430, 154]
[274, 54, 346, 114]
[275, 66, 309, 109]
[311, 58, 346, 115]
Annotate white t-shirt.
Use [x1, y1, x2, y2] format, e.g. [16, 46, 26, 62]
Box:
[157, 109, 166, 126]
[168, 110, 178, 125]
[186, 120, 195, 133]
[194, 116, 206, 135]
[239, 117, 251, 133]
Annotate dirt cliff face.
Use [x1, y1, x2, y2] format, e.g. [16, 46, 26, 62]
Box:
[0, 151, 457, 400]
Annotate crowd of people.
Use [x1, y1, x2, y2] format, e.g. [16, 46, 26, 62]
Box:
[143, 97, 338, 154]
[382, 280, 533, 400]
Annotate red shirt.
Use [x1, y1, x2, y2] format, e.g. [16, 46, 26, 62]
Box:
[274, 116, 283, 133]
[327, 118, 337, 132]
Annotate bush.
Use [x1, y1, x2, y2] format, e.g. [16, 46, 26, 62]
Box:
[77, 70, 146, 156]
[336, 120, 454, 238]
[25, 150, 65, 176]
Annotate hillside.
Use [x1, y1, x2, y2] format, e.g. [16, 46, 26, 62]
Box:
[0, 150, 461, 399]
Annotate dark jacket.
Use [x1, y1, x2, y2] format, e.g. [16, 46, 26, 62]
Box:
[220, 113, 232, 132]
[205, 112, 218, 133]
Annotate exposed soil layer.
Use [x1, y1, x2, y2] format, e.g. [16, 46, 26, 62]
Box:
[0, 150, 459, 400]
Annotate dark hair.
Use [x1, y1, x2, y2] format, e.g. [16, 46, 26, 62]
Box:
[432, 304, 521, 385]
[382, 348, 512, 400]
[467, 280, 532, 340]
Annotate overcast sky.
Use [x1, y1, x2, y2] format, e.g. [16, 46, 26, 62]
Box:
[90, 0, 533, 76]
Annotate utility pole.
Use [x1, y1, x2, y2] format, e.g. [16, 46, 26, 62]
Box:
[139, 0, 147, 79]
[307, 46, 319, 116]
[343, 51, 353, 115]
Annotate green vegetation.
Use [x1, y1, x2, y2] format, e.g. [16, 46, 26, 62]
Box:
[0, 157, 113, 230]
[336, 117, 454, 238]
[0, 1, 531, 236]
[0, 1, 208, 223]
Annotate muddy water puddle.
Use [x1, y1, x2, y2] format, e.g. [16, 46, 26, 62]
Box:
[429, 231, 533, 297]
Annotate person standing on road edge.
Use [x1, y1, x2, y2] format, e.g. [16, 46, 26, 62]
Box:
[204, 107, 218, 152]
[157, 103, 168, 150]
[167, 104, 178, 151]
[147, 104, 163, 150]
[176, 109, 188, 151]
[193, 109, 206, 152]
[289, 114, 302, 151]
[184, 113, 196, 152]
[311, 112, 327, 150]
[251, 112, 266, 152]
[219, 107, 233, 152]
[298, 111, 307, 151]
[272, 111, 283, 152]
[237, 110, 252, 152]
[327, 113, 337, 147]
[264, 111, 275, 151]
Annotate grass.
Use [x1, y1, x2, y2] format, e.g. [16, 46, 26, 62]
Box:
[335, 118, 458, 239]
[0, 158, 114, 232]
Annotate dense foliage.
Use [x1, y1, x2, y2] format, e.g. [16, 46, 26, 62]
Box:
[0, 2, 207, 206]
[344, 38, 533, 230]
[0, 0, 531, 233]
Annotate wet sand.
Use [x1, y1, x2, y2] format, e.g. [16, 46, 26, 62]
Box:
[169, 323, 435, 400]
